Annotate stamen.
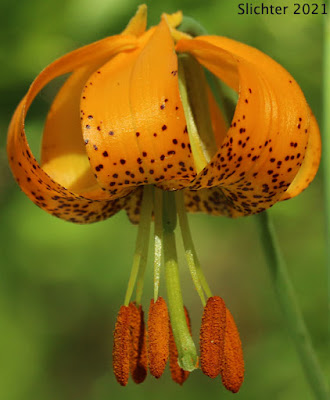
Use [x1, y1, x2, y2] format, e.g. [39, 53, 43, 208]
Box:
[221, 308, 244, 393]
[129, 302, 148, 384]
[200, 296, 226, 378]
[176, 190, 212, 305]
[153, 187, 163, 301]
[113, 305, 131, 386]
[163, 190, 198, 372]
[147, 297, 169, 378]
[178, 53, 218, 173]
[124, 185, 153, 306]
[169, 306, 192, 385]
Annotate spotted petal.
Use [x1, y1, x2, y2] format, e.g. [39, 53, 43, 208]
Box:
[281, 111, 321, 200]
[177, 36, 319, 216]
[7, 34, 138, 223]
[80, 19, 197, 197]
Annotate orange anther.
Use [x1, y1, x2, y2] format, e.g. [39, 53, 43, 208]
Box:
[200, 296, 226, 378]
[221, 308, 244, 393]
[147, 297, 169, 378]
[129, 302, 148, 384]
[112, 305, 131, 386]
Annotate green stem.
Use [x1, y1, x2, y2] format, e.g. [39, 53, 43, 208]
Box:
[162, 191, 198, 371]
[179, 16, 208, 36]
[255, 212, 330, 400]
[124, 185, 153, 306]
[175, 191, 212, 304]
[323, 0, 330, 339]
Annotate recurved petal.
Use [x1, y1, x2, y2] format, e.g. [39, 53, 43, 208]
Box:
[281, 111, 321, 201]
[177, 37, 318, 216]
[207, 86, 228, 149]
[80, 19, 196, 196]
[41, 66, 107, 197]
[25, 34, 137, 112]
[8, 99, 131, 223]
[123, 187, 144, 225]
[183, 187, 233, 217]
[7, 35, 138, 223]
[38, 33, 137, 201]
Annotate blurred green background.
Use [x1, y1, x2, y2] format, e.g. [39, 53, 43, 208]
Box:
[0, 0, 327, 399]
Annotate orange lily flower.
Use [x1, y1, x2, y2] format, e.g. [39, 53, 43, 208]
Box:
[7, 5, 321, 391]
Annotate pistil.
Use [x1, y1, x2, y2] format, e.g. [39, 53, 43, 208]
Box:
[162, 190, 198, 371]
[169, 306, 192, 384]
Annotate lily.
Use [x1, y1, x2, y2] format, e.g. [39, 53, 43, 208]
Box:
[7, 5, 321, 392]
